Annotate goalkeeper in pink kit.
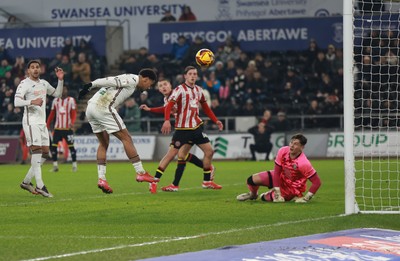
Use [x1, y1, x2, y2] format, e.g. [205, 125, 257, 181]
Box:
[237, 133, 321, 203]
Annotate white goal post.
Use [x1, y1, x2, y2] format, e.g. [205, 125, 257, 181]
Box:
[344, 0, 400, 214]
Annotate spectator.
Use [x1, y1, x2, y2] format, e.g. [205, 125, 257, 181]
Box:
[72, 52, 91, 88]
[58, 55, 73, 87]
[325, 44, 336, 62]
[120, 55, 141, 74]
[178, 5, 197, 21]
[160, 10, 177, 22]
[272, 111, 291, 132]
[260, 109, 273, 125]
[0, 59, 12, 78]
[61, 37, 75, 57]
[312, 51, 331, 78]
[240, 98, 258, 116]
[11, 56, 26, 79]
[202, 71, 221, 96]
[305, 99, 324, 128]
[170, 35, 190, 63]
[122, 97, 142, 133]
[248, 122, 273, 161]
[4, 15, 23, 29]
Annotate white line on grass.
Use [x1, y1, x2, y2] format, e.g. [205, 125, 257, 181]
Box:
[21, 214, 346, 261]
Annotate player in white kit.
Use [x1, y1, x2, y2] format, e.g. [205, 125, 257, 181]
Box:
[14, 60, 65, 198]
[78, 68, 157, 194]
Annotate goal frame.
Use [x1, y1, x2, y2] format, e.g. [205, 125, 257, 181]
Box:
[343, 0, 400, 214]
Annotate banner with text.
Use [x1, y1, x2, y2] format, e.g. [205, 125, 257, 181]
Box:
[327, 131, 400, 157]
[1, 0, 343, 49]
[73, 135, 155, 161]
[0, 137, 19, 163]
[0, 26, 106, 58]
[149, 16, 342, 54]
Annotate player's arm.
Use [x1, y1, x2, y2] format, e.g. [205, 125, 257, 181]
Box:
[200, 101, 223, 131]
[79, 74, 133, 99]
[294, 172, 322, 203]
[140, 104, 165, 114]
[14, 85, 42, 107]
[49, 67, 65, 98]
[70, 108, 77, 129]
[46, 109, 55, 128]
[161, 100, 175, 134]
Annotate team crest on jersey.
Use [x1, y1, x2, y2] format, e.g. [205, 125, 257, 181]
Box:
[293, 164, 298, 170]
[175, 141, 181, 147]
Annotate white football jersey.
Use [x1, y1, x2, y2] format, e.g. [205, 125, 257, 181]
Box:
[88, 74, 140, 109]
[15, 78, 58, 125]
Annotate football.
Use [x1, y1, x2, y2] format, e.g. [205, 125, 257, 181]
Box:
[195, 49, 215, 67]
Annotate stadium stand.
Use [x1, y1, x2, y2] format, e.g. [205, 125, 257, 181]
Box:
[0, 36, 351, 135]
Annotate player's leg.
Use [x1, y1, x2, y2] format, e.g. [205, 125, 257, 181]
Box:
[249, 144, 257, 161]
[94, 131, 113, 194]
[237, 171, 273, 201]
[112, 128, 155, 183]
[86, 104, 113, 193]
[197, 141, 222, 189]
[50, 130, 61, 172]
[161, 130, 189, 192]
[31, 126, 53, 197]
[149, 146, 178, 193]
[66, 129, 77, 172]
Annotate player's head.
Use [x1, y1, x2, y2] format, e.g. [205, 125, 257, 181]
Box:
[157, 79, 172, 97]
[138, 68, 157, 91]
[183, 66, 197, 85]
[289, 133, 307, 156]
[26, 59, 41, 80]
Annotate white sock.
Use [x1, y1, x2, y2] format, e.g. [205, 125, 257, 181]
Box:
[274, 187, 281, 196]
[53, 161, 58, 167]
[23, 157, 47, 184]
[32, 154, 44, 189]
[23, 167, 34, 184]
[98, 164, 106, 180]
[133, 161, 145, 174]
[72, 162, 77, 168]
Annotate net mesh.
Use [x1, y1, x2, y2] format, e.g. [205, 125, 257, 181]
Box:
[353, 0, 400, 212]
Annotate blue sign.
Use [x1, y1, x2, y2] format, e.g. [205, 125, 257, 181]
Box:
[0, 26, 106, 58]
[139, 228, 400, 260]
[148, 17, 343, 54]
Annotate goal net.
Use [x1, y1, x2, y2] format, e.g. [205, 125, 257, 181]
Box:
[344, 0, 400, 214]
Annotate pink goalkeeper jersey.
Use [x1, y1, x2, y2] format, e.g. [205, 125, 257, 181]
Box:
[275, 146, 316, 197]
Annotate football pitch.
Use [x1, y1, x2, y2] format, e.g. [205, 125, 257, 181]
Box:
[1, 160, 399, 261]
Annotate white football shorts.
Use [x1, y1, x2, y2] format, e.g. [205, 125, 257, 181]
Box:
[23, 123, 50, 147]
[86, 103, 126, 134]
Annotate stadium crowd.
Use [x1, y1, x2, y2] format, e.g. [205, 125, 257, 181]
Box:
[4, 29, 397, 135]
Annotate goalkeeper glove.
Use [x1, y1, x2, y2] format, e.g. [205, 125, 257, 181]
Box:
[294, 192, 314, 203]
[78, 82, 93, 100]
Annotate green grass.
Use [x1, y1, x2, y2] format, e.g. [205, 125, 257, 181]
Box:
[0, 160, 399, 261]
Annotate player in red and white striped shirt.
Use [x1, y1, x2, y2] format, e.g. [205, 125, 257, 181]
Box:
[47, 86, 78, 172]
[161, 66, 223, 190]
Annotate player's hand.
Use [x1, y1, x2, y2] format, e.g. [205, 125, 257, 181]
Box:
[294, 197, 309, 203]
[55, 67, 64, 80]
[78, 82, 92, 100]
[30, 98, 43, 106]
[294, 192, 314, 203]
[216, 120, 223, 131]
[139, 104, 150, 111]
[161, 120, 171, 135]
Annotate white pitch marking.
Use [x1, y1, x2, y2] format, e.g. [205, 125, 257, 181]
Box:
[21, 214, 346, 261]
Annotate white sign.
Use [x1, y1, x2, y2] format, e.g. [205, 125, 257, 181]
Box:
[73, 135, 156, 161]
[327, 131, 400, 157]
[2, 0, 343, 49]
